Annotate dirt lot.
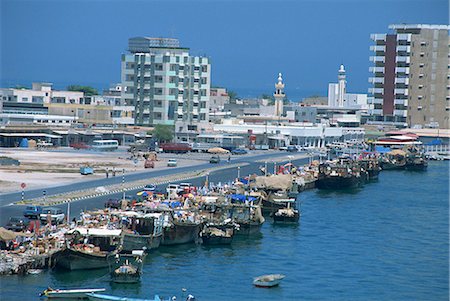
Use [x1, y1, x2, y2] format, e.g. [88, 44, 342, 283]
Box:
[0, 147, 208, 193]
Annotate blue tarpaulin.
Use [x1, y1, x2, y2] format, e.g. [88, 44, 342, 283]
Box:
[19, 138, 28, 148]
[228, 194, 257, 202]
[426, 139, 442, 146]
[162, 201, 182, 208]
[375, 146, 391, 154]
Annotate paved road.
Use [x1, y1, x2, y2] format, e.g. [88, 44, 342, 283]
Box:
[0, 152, 310, 225]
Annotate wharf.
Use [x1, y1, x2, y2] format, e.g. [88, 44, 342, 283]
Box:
[0, 248, 60, 275]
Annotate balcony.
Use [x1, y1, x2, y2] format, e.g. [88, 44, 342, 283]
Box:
[394, 88, 409, 96]
[396, 56, 410, 63]
[369, 77, 384, 84]
[369, 66, 385, 73]
[368, 109, 383, 115]
[370, 45, 386, 52]
[395, 67, 410, 74]
[371, 98, 383, 104]
[394, 99, 408, 106]
[368, 87, 384, 95]
[397, 33, 412, 42]
[370, 56, 385, 63]
[370, 34, 386, 41]
[396, 45, 411, 53]
[395, 77, 409, 85]
[394, 110, 407, 117]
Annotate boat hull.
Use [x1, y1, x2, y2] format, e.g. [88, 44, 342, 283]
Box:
[316, 176, 359, 190]
[161, 223, 201, 245]
[43, 288, 106, 299]
[56, 248, 113, 270]
[121, 233, 162, 252]
[235, 222, 262, 236]
[111, 272, 141, 284]
[272, 212, 300, 224]
[86, 293, 159, 301]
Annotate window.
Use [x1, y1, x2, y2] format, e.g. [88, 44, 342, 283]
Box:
[155, 76, 163, 83]
[179, 66, 184, 71]
[201, 65, 208, 72]
[154, 64, 163, 71]
[170, 64, 177, 71]
[154, 88, 163, 95]
[419, 63, 424, 68]
[22, 97, 28, 102]
[194, 78, 199, 83]
[201, 77, 207, 85]
[194, 66, 200, 72]
[32, 96, 44, 103]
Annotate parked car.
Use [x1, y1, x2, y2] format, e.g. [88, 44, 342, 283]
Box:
[167, 184, 182, 195]
[210, 156, 221, 164]
[287, 146, 298, 152]
[144, 184, 157, 192]
[167, 159, 178, 167]
[23, 205, 43, 219]
[39, 207, 65, 224]
[6, 216, 29, 232]
[231, 148, 248, 155]
[105, 198, 122, 209]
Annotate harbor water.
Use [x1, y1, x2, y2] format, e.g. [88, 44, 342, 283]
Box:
[0, 160, 448, 300]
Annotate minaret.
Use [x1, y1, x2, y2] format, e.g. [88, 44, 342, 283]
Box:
[274, 73, 285, 117]
[337, 64, 346, 107]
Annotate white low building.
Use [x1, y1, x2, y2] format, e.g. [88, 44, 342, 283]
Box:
[213, 122, 364, 148]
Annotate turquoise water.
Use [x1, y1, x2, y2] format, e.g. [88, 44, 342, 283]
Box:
[1, 161, 448, 300]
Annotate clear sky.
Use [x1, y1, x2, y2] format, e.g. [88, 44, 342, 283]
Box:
[0, 0, 448, 100]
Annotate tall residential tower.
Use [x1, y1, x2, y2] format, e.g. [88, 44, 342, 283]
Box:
[121, 37, 211, 131]
[368, 24, 450, 128]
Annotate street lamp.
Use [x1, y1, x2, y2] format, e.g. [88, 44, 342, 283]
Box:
[237, 166, 241, 179]
[264, 161, 268, 176]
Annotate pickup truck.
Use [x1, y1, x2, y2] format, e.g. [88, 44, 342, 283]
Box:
[40, 207, 65, 224]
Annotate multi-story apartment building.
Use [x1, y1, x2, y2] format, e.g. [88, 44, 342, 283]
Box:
[368, 24, 450, 129]
[121, 37, 211, 132]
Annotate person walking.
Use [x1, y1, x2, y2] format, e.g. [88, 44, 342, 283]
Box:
[106, 169, 109, 178]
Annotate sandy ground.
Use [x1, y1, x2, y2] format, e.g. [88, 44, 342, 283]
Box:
[0, 147, 272, 194]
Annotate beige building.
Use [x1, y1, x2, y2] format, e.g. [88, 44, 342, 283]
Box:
[368, 24, 450, 129]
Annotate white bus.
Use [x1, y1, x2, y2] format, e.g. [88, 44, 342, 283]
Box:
[92, 140, 119, 151]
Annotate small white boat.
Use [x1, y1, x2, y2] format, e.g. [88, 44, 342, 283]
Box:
[253, 274, 285, 288]
[40, 288, 106, 299]
[28, 269, 43, 275]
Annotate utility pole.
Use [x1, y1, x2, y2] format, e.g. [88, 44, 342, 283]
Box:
[122, 169, 125, 200]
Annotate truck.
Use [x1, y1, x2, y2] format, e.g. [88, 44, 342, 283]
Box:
[160, 143, 192, 154]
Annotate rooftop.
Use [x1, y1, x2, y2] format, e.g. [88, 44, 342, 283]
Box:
[389, 24, 450, 31]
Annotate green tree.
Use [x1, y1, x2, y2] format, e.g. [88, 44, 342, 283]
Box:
[149, 124, 174, 143]
[13, 85, 29, 90]
[67, 85, 99, 96]
[260, 93, 275, 105]
[227, 90, 238, 101]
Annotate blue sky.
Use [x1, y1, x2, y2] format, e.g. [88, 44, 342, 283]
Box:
[0, 0, 448, 100]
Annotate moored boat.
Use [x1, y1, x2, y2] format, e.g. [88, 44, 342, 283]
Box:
[40, 287, 106, 299]
[109, 251, 145, 284]
[253, 274, 285, 288]
[201, 221, 236, 245]
[316, 158, 361, 189]
[271, 199, 299, 224]
[121, 213, 164, 252]
[57, 228, 122, 271]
